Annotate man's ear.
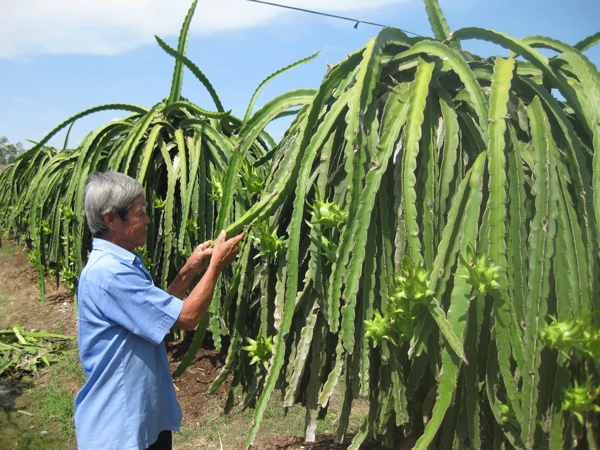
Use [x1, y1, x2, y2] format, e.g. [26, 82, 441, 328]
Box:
[103, 211, 117, 231]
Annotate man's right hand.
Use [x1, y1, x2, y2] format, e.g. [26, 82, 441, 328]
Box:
[210, 230, 245, 271]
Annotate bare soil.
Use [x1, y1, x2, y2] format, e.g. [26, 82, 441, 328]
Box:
[0, 239, 380, 449]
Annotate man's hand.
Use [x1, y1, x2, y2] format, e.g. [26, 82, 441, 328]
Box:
[174, 230, 246, 331]
[185, 240, 213, 275]
[210, 230, 245, 272]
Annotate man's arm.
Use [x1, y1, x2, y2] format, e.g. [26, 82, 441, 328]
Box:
[173, 230, 245, 331]
[166, 240, 212, 300]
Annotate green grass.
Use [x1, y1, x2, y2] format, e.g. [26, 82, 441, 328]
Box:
[0, 351, 82, 450]
[30, 351, 84, 445]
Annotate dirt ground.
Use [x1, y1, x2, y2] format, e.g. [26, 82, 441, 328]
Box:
[0, 239, 380, 450]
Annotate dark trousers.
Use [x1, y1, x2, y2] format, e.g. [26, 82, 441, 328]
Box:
[145, 430, 172, 450]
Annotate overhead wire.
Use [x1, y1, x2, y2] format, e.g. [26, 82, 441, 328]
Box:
[246, 0, 424, 37]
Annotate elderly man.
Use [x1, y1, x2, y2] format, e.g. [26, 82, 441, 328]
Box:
[74, 171, 244, 450]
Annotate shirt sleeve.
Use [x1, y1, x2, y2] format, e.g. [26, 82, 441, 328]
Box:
[92, 261, 184, 345]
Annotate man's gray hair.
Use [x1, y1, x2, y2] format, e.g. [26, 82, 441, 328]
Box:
[84, 171, 145, 237]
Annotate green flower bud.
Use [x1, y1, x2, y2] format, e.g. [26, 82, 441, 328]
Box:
[240, 162, 265, 197]
[364, 311, 397, 347]
[562, 377, 600, 424]
[253, 220, 286, 259]
[186, 218, 199, 234]
[498, 403, 518, 427]
[153, 192, 167, 210]
[390, 258, 434, 305]
[40, 220, 52, 236]
[581, 329, 600, 360]
[242, 332, 274, 369]
[59, 204, 76, 222]
[457, 244, 501, 294]
[208, 177, 224, 201]
[308, 196, 346, 229]
[540, 315, 584, 354]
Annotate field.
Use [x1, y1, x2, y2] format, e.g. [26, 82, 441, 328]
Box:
[1, 0, 600, 447]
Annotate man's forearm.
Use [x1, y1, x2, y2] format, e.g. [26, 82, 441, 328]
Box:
[173, 266, 222, 330]
[166, 266, 195, 300]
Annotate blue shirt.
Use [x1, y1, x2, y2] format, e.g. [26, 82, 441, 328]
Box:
[74, 238, 184, 450]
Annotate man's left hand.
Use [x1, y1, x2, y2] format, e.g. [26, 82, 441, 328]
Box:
[185, 240, 213, 274]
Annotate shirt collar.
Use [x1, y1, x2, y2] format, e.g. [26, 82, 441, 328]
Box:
[92, 238, 138, 264]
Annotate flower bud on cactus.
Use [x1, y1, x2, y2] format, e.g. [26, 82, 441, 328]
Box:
[240, 161, 265, 197]
[457, 244, 501, 294]
[208, 177, 224, 201]
[540, 312, 600, 359]
[253, 220, 286, 259]
[153, 192, 166, 210]
[242, 332, 274, 369]
[562, 377, 600, 424]
[365, 311, 397, 347]
[540, 315, 585, 355]
[308, 195, 346, 229]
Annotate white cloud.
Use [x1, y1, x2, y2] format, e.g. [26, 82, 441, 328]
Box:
[0, 0, 412, 59]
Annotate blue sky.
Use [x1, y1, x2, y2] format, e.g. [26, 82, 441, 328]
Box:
[1, 0, 599, 150]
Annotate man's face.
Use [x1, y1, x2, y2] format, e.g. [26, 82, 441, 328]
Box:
[111, 197, 150, 252]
